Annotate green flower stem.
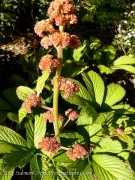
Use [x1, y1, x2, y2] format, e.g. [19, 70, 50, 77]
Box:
[53, 25, 64, 142]
[55, 118, 70, 138]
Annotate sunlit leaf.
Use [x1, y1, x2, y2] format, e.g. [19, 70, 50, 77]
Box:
[92, 154, 135, 180]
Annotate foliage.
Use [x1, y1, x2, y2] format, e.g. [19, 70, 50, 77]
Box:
[0, 0, 135, 180]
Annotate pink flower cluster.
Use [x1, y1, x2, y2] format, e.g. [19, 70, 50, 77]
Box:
[22, 94, 41, 113]
[43, 110, 64, 123]
[52, 77, 79, 98]
[65, 109, 79, 121]
[38, 54, 60, 73]
[66, 144, 88, 161]
[34, 0, 81, 49]
[38, 137, 61, 154]
[48, 0, 78, 25]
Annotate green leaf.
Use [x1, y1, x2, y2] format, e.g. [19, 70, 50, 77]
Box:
[85, 124, 102, 143]
[118, 134, 129, 143]
[118, 151, 130, 160]
[3, 149, 35, 170]
[68, 158, 94, 180]
[18, 107, 27, 123]
[0, 157, 14, 179]
[77, 108, 93, 126]
[54, 151, 73, 164]
[62, 60, 88, 78]
[101, 45, 116, 63]
[36, 71, 49, 96]
[113, 56, 135, 66]
[62, 92, 89, 107]
[95, 112, 114, 124]
[94, 137, 122, 153]
[113, 65, 135, 74]
[34, 114, 46, 148]
[82, 71, 105, 106]
[89, 36, 101, 49]
[92, 154, 135, 180]
[30, 156, 42, 180]
[16, 86, 35, 101]
[0, 126, 27, 147]
[7, 112, 18, 123]
[70, 79, 92, 101]
[73, 43, 87, 61]
[112, 104, 135, 114]
[60, 131, 85, 147]
[0, 141, 23, 154]
[104, 83, 126, 106]
[25, 119, 34, 148]
[25, 114, 46, 148]
[98, 65, 113, 74]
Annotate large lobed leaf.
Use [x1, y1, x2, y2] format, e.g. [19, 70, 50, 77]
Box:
[92, 154, 135, 180]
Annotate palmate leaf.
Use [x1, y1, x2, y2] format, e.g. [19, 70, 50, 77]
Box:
[82, 71, 105, 106]
[94, 137, 122, 154]
[16, 86, 35, 101]
[92, 154, 135, 180]
[0, 126, 27, 147]
[25, 114, 46, 148]
[113, 56, 135, 66]
[104, 83, 126, 107]
[36, 71, 49, 96]
[62, 92, 98, 119]
[70, 79, 92, 101]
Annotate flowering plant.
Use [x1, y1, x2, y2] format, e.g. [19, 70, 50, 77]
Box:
[0, 0, 135, 180]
